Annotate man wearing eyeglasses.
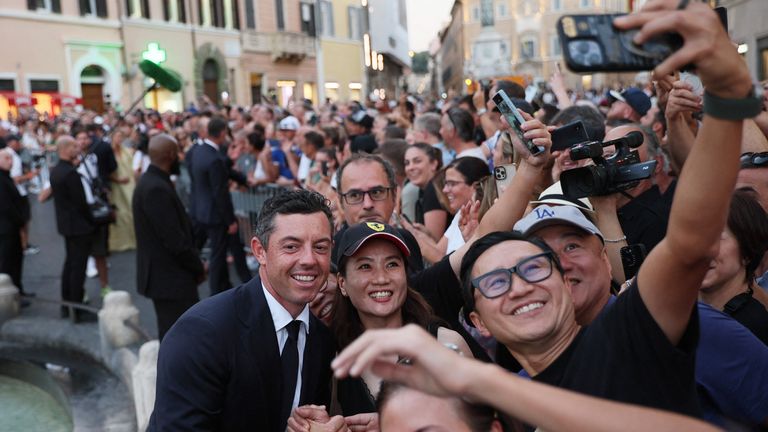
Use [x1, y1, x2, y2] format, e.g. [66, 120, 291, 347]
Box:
[455, 0, 763, 420]
[332, 153, 424, 273]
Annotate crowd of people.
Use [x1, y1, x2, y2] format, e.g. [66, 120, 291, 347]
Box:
[1, 0, 768, 430]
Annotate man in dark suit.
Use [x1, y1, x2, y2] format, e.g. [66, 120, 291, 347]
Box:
[150, 189, 335, 431]
[188, 116, 237, 295]
[133, 134, 205, 341]
[0, 149, 25, 296]
[49, 136, 97, 322]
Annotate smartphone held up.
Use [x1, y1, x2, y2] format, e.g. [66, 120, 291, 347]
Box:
[491, 90, 545, 156]
[556, 7, 726, 73]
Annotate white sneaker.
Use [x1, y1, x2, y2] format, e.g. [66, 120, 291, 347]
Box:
[86, 256, 98, 278]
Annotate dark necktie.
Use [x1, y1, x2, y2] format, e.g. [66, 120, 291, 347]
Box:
[280, 320, 302, 426]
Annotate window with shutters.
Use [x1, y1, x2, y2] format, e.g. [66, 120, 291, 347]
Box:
[28, 0, 61, 13]
[126, 0, 149, 19]
[319, 0, 333, 37]
[81, 0, 108, 17]
[276, 0, 285, 30]
[245, 0, 255, 29]
[162, 0, 187, 23]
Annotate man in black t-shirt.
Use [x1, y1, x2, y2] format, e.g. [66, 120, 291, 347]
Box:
[457, 2, 754, 416]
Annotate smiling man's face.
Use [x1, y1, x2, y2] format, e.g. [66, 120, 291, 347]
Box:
[252, 212, 332, 317]
[469, 240, 575, 349]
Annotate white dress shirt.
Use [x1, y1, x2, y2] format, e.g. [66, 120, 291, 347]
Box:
[262, 283, 310, 411]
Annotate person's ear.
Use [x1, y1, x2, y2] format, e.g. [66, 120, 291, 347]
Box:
[469, 310, 492, 338]
[338, 275, 348, 297]
[251, 237, 268, 266]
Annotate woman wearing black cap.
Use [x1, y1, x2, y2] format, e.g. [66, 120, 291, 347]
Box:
[289, 222, 470, 429]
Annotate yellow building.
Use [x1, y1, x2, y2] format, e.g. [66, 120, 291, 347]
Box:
[316, 0, 365, 103]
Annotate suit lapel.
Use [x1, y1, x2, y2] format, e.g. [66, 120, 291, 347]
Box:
[236, 277, 283, 422]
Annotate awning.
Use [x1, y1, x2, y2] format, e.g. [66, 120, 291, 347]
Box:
[0, 92, 38, 106]
[49, 93, 83, 106]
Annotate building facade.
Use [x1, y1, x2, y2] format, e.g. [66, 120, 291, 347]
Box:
[430, 0, 635, 95]
[436, 0, 466, 97]
[0, 0, 334, 117]
[717, 0, 768, 82]
[316, 0, 365, 103]
[363, 0, 411, 101]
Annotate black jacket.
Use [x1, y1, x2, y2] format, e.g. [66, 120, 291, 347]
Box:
[188, 142, 235, 226]
[149, 276, 335, 431]
[133, 165, 203, 299]
[50, 159, 95, 237]
[0, 170, 24, 234]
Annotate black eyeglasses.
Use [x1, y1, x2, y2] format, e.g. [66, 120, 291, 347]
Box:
[339, 186, 392, 205]
[740, 152, 768, 169]
[471, 252, 555, 299]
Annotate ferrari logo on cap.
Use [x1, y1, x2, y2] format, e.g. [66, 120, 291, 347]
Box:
[366, 222, 385, 232]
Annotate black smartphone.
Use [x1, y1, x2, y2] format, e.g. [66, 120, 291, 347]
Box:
[557, 14, 682, 72]
[491, 90, 543, 156]
[620, 243, 647, 280]
[321, 161, 329, 177]
[551, 120, 590, 152]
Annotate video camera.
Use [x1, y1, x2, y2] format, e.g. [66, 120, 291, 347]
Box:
[560, 130, 657, 198]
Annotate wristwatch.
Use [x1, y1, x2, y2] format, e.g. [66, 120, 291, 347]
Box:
[702, 82, 764, 120]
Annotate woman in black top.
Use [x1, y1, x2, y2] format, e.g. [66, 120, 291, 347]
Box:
[699, 190, 768, 345]
[331, 223, 471, 417]
[404, 143, 448, 240]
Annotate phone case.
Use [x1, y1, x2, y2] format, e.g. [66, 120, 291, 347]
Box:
[491, 90, 543, 156]
[557, 14, 682, 73]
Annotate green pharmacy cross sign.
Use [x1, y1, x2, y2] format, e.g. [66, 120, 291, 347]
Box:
[142, 42, 167, 64]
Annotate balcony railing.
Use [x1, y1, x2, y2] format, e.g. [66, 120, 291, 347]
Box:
[243, 31, 315, 63]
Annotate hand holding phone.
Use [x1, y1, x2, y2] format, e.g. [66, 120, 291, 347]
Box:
[551, 120, 590, 152]
[492, 90, 544, 156]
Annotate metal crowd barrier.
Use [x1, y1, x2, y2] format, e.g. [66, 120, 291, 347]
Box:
[231, 185, 290, 245]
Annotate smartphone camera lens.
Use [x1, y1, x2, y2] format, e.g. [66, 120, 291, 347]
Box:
[568, 40, 603, 67]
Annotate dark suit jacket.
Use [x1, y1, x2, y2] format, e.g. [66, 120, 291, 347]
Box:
[149, 276, 335, 432]
[0, 170, 24, 234]
[50, 159, 95, 237]
[189, 142, 235, 227]
[133, 165, 203, 299]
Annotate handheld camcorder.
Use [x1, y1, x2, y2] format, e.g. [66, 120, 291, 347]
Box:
[560, 130, 657, 198]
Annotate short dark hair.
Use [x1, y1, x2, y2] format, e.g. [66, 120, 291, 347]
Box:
[410, 142, 443, 170]
[445, 156, 489, 185]
[383, 125, 406, 140]
[253, 189, 333, 248]
[304, 131, 324, 151]
[247, 130, 265, 152]
[727, 190, 768, 283]
[446, 108, 475, 142]
[460, 231, 562, 313]
[551, 105, 606, 142]
[337, 153, 396, 193]
[322, 125, 342, 147]
[494, 80, 526, 99]
[208, 116, 228, 139]
[375, 139, 409, 179]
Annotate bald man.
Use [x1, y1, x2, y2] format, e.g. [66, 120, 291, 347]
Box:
[50, 136, 97, 322]
[133, 134, 205, 340]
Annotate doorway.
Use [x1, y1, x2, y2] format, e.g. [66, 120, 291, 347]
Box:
[203, 59, 219, 104]
[80, 65, 105, 113]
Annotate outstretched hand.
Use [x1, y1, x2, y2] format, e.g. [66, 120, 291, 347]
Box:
[331, 324, 474, 399]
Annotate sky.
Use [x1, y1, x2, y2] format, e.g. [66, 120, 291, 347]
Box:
[406, 0, 455, 53]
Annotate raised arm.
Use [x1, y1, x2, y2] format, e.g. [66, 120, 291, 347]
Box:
[448, 112, 551, 275]
[615, 0, 754, 344]
[333, 325, 719, 432]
